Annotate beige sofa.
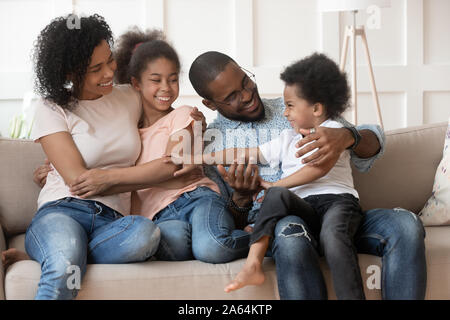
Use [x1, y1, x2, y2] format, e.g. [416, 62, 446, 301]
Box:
[0, 122, 448, 300]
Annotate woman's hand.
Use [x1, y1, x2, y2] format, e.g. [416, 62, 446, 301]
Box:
[33, 159, 53, 188]
[69, 168, 114, 199]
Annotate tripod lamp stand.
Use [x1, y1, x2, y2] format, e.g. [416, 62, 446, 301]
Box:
[318, 0, 390, 129]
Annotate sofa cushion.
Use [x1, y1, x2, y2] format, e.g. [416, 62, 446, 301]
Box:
[353, 123, 447, 213]
[0, 138, 45, 237]
[6, 233, 383, 300]
[11, 226, 450, 299]
[12, 225, 450, 300]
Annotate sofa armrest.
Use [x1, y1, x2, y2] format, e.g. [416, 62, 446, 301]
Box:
[0, 224, 5, 300]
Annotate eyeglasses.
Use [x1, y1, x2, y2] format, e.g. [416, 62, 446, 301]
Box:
[209, 67, 257, 109]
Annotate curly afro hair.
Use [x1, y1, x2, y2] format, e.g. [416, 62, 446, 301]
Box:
[33, 14, 113, 109]
[280, 53, 350, 120]
[114, 27, 180, 84]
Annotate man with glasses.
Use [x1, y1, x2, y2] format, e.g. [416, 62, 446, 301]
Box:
[188, 51, 426, 300]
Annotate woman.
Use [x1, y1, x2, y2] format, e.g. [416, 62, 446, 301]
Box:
[8, 14, 166, 300]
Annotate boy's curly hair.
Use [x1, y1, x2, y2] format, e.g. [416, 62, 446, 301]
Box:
[114, 27, 179, 84]
[33, 14, 113, 109]
[280, 53, 350, 119]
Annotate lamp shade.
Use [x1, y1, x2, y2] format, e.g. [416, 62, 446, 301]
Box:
[318, 0, 391, 12]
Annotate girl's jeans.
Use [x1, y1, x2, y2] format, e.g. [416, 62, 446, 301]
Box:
[153, 187, 250, 263]
[25, 197, 160, 300]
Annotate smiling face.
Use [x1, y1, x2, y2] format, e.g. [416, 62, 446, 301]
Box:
[283, 84, 319, 130]
[79, 39, 117, 100]
[132, 57, 179, 114]
[203, 62, 265, 122]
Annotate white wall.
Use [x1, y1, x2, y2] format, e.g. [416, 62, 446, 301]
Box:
[1, 0, 449, 137]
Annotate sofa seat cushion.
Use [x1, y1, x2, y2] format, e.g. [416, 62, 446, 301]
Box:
[5, 259, 280, 300]
[6, 233, 384, 300]
[10, 226, 450, 300]
[423, 226, 450, 299]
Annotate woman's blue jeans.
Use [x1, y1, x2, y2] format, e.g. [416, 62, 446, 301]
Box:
[271, 208, 427, 300]
[153, 187, 250, 263]
[25, 197, 160, 300]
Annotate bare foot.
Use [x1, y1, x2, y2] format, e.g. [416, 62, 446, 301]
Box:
[2, 248, 30, 270]
[224, 263, 265, 293]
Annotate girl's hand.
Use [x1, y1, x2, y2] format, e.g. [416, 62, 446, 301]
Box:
[190, 107, 207, 132]
[156, 169, 204, 189]
[162, 154, 203, 177]
[69, 168, 114, 198]
[173, 164, 202, 177]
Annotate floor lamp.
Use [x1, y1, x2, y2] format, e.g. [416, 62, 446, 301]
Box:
[318, 0, 390, 129]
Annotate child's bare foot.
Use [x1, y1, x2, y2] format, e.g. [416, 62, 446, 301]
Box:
[2, 248, 30, 270]
[224, 263, 265, 293]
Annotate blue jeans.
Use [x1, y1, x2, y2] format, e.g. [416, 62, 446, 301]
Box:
[153, 187, 250, 263]
[25, 197, 160, 300]
[271, 208, 427, 300]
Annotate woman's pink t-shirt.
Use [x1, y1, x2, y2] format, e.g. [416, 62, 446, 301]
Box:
[131, 105, 220, 220]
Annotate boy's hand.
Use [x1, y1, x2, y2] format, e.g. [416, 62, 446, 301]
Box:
[259, 178, 273, 190]
[255, 178, 273, 203]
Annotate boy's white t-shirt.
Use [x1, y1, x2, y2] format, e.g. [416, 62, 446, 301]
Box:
[258, 119, 359, 199]
[31, 84, 142, 215]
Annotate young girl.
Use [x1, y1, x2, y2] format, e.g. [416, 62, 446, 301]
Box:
[184, 53, 365, 299]
[68, 28, 250, 263]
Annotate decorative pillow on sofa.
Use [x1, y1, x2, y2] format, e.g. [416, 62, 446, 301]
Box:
[419, 117, 450, 226]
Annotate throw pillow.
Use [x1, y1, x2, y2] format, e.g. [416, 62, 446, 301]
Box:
[419, 118, 450, 226]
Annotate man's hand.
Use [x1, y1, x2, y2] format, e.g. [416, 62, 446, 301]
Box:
[217, 162, 262, 207]
[33, 159, 53, 188]
[69, 168, 114, 199]
[295, 127, 354, 167]
[218, 163, 261, 230]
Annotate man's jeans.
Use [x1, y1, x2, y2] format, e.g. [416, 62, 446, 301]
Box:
[271, 208, 427, 300]
[153, 186, 250, 263]
[25, 197, 160, 300]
